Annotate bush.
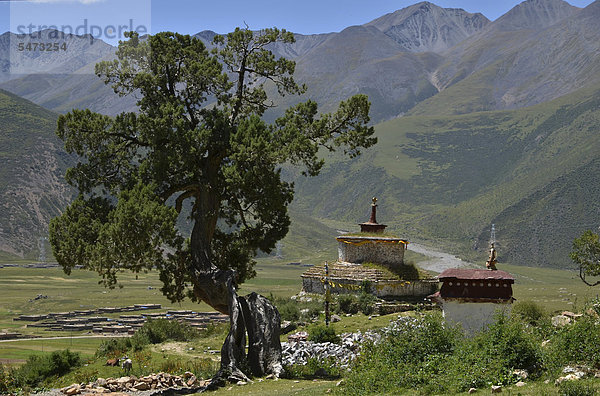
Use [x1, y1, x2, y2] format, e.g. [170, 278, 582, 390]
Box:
[132, 318, 199, 346]
[96, 337, 133, 357]
[546, 316, 600, 370]
[512, 300, 547, 325]
[443, 313, 543, 392]
[336, 294, 359, 315]
[283, 357, 342, 380]
[14, 350, 82, 389]
[344, 314, 459, 394]
[272, 295, 322, 321]
[308, 324, 340, 344]
[358, 292, 376, 315]
[0, 365, 17, 394]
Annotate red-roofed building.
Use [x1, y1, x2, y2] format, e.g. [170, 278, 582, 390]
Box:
[430, 268, 514, 334]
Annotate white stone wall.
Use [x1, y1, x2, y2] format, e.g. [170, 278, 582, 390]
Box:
[442, 300, 512, 334]
[337, 237, 406, 268]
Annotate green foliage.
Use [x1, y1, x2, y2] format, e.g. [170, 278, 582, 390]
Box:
[585, 296, 600, 317]
[512, 300, 548, 326]
[558, 379, 598, 396]
[344, 314, 458, 394]
[358, 292, 377, 315]
[271, 295, 323, 321]
[132, 319, 199, 345]
[336, 294, 360, 315]
[570, 230, 600, 287]
[278, 302, 300, 322]
[444, 314, 543, 391]
[50, 28, 376, 304]
[308, 324, 340, 344]
[95, 337, 133, 357]
[334, 290, 376, 316]
[12, 349, 82, 390]
[546, 316, 600, 370]
[283, 357, 342, 380]
[343, 313, 545, 394]
[0, 364, 17, 394]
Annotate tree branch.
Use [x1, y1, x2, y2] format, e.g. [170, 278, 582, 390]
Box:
[580, 265, 600, 287]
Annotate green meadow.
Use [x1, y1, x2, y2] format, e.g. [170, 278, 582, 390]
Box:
[1, 252, 597, 361]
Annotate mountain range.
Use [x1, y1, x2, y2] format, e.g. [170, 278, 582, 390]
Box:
[0, 0, 599, 269]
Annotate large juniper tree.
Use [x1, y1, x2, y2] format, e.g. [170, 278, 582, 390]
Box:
[49, 28, 375, 383]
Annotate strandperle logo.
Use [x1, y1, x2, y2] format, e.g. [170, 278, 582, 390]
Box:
[15, 19, 148, 43]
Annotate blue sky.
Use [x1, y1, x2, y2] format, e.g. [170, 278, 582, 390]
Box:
[0, 0, 596, 45]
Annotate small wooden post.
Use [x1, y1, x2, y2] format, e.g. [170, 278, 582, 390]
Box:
[325, 261, 330, 326]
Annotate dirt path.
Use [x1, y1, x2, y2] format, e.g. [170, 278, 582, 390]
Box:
[409, 242, 481, 273]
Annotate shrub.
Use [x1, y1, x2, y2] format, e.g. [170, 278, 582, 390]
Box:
[546, 316, 600, 370]
[358, 292, 376, 315]
[512, 300, 547, 325]
[278, 300, 300, 321]
[344, 314, 459, 394]
[95, 337, 133, 357]
[586, 297, 600, 317]
[283, 357, 342, 380]
[14, 350, 82, 389]
[132, 318, 199, 345]
[0, 365, 17, 394]
[308, 324, 340, 344]
[272, 295, 322, 321]
[443, 313, 543, 392]
[336, 294, 359, 315]
[305, 302, 322, 320]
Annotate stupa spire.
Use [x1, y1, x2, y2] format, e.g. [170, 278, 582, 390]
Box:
[359, 197, 387, 233]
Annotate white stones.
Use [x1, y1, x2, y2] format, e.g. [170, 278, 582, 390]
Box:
[63, 372, 204, 394]
[551, 315, 571, 327]
[61, 383, 80, 395]
[555, 366, 592, 385]
[512, 369, 528, 380]
[491, 385, 502, 393]
[282, 328, 384, 369]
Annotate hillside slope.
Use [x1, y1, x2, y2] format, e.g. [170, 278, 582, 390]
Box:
[0, 89, 74, 260]
[410, 0, 598, 116]
[292, 83, 600, 268]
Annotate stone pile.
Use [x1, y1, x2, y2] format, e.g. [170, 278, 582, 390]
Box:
[60, 372, 207, 394]
[555, 365, 600, 385]
[282, 330, 381, 369]
[282, 316, 424, 369]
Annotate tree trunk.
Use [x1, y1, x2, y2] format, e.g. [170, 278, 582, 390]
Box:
[192, 269, 284, 387]
[189, 197, 283, 386]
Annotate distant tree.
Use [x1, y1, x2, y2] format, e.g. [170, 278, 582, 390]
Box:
[570, 230, 600, 286]
[49, 28, 375, 384]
